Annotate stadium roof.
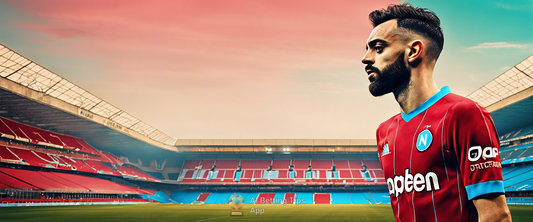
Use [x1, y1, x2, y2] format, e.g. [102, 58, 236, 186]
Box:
[467, 55, 533, 135]
[0, 44, 176, 146]
[467, 55, 533, 108]
[174, 139, 377, 152]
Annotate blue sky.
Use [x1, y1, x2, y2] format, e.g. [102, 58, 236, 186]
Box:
[408, 0, 533, 93]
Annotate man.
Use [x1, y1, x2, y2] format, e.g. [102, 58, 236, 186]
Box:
[361, 4, 512, 222]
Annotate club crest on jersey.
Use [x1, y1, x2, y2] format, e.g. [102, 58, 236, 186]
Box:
[382, 143, 390, 157]
[416, 129, 433, 152]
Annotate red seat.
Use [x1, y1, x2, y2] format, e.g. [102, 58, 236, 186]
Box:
[311, 160, 332, 169]
[213, 160, 239, 169]
[256, 193, 275, 204]
[224, 170, 235, 179]
[272, 160, 290, 170]
[362, 160, 381, 169]
[348, 160, 363, 170]
[284, 193, 296, 204]
[84, 160, 121, 176]
[116, 165, 159, 181]
[197, 193, 210, 201]
[278, 170, 288, 178]
[334, 160, 350, 169]
[314, 193, 330, 204]
[292, 160, 310, 170]
[339, 170, 352, 178]
[0, 146, 19, 162]
[182, 160, 201, 169]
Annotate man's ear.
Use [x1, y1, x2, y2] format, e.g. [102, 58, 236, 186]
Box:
[407, 40, 423, 67]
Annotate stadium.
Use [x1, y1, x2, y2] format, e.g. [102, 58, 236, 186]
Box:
[1, 1, 533, 221]
[0, 43, 532, 220]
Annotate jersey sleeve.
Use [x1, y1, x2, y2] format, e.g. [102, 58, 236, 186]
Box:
[446, 102, 504, 200]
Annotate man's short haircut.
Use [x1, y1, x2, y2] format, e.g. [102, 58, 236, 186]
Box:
[369, 4, 444, 61]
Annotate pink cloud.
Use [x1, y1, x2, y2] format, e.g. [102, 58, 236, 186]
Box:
[5, 0, 400, 139]
[8, 0, 396, 73]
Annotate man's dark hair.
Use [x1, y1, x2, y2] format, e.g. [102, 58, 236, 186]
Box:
[369, 4, 444, 61]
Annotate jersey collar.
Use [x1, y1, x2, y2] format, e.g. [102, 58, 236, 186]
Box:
[401, 86, 451, 122]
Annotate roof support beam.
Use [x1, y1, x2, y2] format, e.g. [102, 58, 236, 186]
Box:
[486, 86, 533, 112]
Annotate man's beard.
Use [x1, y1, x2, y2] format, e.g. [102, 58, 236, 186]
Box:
[368, 52, 411, 97]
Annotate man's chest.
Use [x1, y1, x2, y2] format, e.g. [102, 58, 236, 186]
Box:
[378, 114, 450, 176]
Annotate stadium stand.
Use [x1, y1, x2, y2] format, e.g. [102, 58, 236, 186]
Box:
[0, 116, 179, 205]
[256, 193, 275, 204]
[0, 117, 98, 153]
[84, 160, 122, 176]
[503, 163, 533, 191]
[196, 193, 210, 202]
[295, 192, 313, 204]
[146, 172, 166, 180]
[498, 123, 533, 204]
[348, 192, 373, 204]
[204, 192, 233, 204]
[163, 191, 390, 205]
[0, 123, 394, 206]
[138, 191, 179, 203]
[313, 193, 331, 204]
[0, 167, 149, 194]
[370, 191, 391, 204]
[284, 192, 296, 204]
[170, 191, 203, 204]
[501, 143, 533, 162]
[177, 158, 385, 185]
[331, 193, 352, 204]
[0, 170, 41, 190]
[116, 165, 161, 181]
[500, 125, 533, 142]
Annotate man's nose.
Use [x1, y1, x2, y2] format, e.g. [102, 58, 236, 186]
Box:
[361, 51, 374, 65]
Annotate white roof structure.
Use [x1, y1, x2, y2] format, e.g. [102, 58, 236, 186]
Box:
[467, 55, 533, 108]
[0, 44, 177, 146]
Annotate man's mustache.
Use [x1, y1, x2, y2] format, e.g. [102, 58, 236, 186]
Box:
[365, 65, 380, 74]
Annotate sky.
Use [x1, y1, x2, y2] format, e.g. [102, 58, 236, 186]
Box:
[0, 0, 532, 140]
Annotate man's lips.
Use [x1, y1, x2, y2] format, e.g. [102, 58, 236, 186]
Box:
[366, 68, 377, 79]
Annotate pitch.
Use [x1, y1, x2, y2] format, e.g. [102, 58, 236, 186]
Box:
[0, 204, 532, 222]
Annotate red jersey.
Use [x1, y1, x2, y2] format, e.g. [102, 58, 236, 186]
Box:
[377, 86, 504, 222]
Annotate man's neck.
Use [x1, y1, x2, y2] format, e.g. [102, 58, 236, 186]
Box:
[393, 70, 439, 114]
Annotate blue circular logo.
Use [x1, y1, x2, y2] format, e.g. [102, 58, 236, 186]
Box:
[416, 129, 433, 152]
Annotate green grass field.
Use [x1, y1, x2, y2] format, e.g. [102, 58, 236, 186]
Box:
[0, 204, 532, 222]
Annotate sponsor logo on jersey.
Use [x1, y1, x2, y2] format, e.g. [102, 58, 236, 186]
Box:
[470, 161, 502, 172]
[416, 129, 433, 152]
[386, 169, 440, 197]
[468, 146, 501, 171]
[382, 143, 390, 157]
[468, 146, 499, 162]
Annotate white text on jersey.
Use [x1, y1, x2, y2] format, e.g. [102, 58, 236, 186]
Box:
[387, 169, 441, 197]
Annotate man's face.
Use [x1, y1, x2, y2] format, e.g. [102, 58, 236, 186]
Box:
[362, 20, 411, 97]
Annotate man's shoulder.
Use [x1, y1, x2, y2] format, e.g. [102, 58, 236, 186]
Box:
[377, 113, 401, 130]
[443, 93, 485, 114]
[443, 93, 475, 104]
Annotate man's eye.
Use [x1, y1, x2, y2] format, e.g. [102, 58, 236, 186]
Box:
[375, 46, 384, 52]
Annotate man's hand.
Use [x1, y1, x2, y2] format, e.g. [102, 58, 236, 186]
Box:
[473, 194, 512, 222]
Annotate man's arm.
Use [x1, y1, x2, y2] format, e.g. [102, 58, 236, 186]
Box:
[447, 103, 512, 221]
[473, 194, 512, 222]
